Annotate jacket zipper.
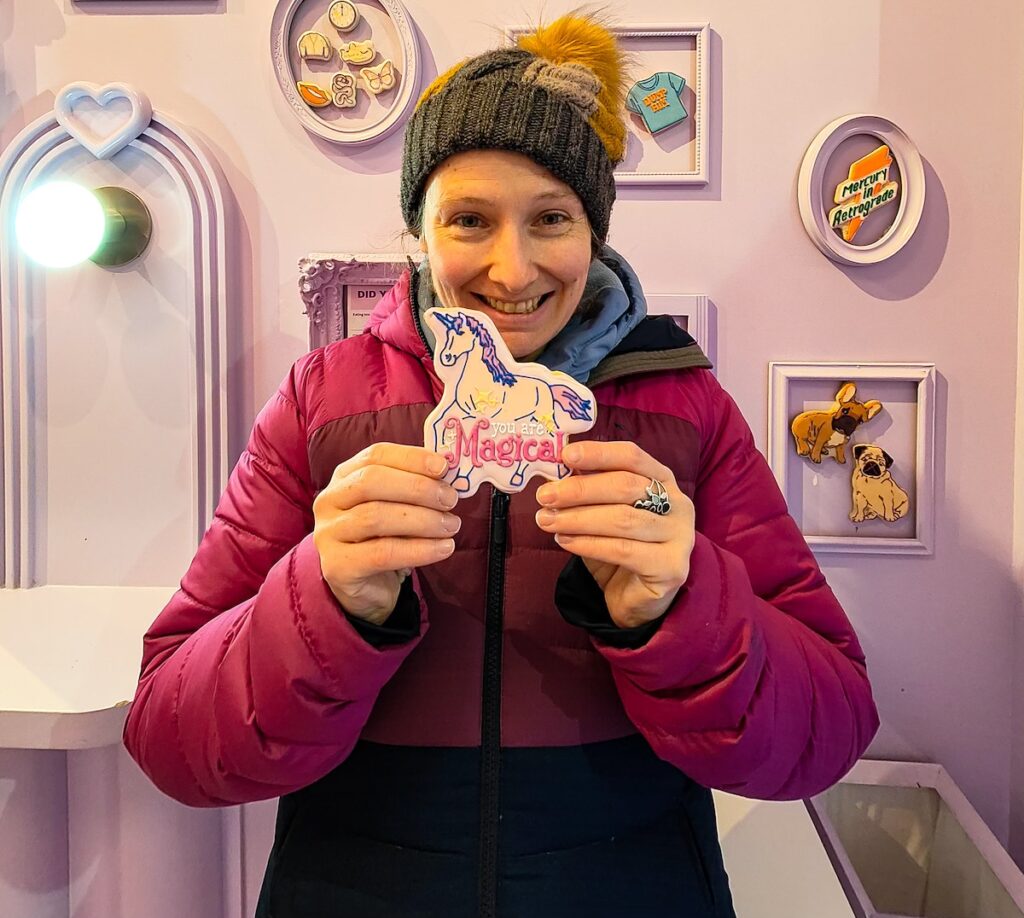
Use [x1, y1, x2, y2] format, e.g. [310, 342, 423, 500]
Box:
[410, 272, 509, 914]
[478, 486, 509, 918]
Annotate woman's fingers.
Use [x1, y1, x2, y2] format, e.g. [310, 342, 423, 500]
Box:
[339, 442, 450, 480]
[316, 463, 458, 514]
[551, 534, 688, 583]
[535, 503, 668, 543]
[562, 440, 673, 480]
[319, 537, 456, 588]
[537, 470, 661, 510]
[323, 501, 461, 542]
[536, 441, 678, 510]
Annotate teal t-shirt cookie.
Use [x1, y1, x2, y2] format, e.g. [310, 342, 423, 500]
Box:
[626, 72, 687, 134]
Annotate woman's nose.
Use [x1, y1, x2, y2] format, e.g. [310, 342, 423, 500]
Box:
[486, 227, 539, 296]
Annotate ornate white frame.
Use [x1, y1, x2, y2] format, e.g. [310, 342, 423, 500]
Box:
[0, 84, 230, 588]
[271, 0, 420, 146]
[798, 114, 926, 266]
[767, 361, 936, 555]
[300, 253, 417, 347]
[506, 22, 710, 186]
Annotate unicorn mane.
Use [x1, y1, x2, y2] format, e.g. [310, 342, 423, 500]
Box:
[433, 309, 517, 386]
[459, 313, 516, 386]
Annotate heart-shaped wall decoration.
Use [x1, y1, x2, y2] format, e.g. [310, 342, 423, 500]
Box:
[54, 82, 153, 160]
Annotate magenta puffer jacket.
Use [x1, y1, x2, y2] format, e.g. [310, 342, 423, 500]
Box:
[124, 266, 878, 918]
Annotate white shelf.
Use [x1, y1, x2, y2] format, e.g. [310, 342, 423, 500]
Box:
[714, 791, 856, 916]
[0, 585, 173, 749]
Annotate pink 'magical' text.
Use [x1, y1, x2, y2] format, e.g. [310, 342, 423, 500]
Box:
[443, 418, 566, 469]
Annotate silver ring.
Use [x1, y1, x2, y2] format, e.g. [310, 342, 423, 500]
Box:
[633, 478, 671, 515]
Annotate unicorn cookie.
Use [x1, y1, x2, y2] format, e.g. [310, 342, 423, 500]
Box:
[423, 307, 596, 498]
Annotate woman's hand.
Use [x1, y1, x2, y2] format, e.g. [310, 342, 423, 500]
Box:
[313, 444, 460, 625]
[535, 441, 695, 630]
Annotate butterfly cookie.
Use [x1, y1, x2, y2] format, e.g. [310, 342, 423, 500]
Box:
[361, 60, 396, 94]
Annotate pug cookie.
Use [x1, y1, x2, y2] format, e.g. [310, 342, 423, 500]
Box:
[850, 444, 910, 523]
[331, 72, 357, 108]
[340, 40, 376, 65]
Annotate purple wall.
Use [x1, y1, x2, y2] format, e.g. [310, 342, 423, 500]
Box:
[1, 2, 1021, 910]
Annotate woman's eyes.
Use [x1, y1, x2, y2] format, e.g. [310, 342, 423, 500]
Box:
[449, 212, 571, 230]
[538, 212, 570, 227]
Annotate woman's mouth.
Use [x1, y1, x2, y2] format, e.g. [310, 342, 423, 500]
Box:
[474, 292, 553, 315]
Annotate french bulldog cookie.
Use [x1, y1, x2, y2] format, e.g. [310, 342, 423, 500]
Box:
[297, 31, 333, 62]
[328, 0, 360, 33]
[361, 60, 396, 94]
[331, 72, 357, 108]
[423, 307, 596, 498]
[340, 40, 376, 65]
[790, 382, 882, 465]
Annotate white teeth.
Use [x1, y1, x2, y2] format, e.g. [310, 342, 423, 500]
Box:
[483, 295, 543, 314]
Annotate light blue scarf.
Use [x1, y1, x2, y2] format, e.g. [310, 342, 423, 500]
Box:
[415, 244, 647, 384]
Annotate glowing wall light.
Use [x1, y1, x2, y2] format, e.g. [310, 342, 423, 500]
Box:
[15, 181, 152, 268]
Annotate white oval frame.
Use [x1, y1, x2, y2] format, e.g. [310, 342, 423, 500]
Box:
[271, 0, 420, 146]
[798, 114, 925, 266]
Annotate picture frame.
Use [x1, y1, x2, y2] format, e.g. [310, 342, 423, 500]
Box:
[767, 362, 936, 555]
[797, 114, 925, 266]
[506, 23, 710, 185]
[645, 294, 716, 368]
[299, 253, 416, 348]
[271, 0, 421, 146]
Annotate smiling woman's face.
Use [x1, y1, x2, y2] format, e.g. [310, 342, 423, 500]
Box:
[419, 149, 593, 360]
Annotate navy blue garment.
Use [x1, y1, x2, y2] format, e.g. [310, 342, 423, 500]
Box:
[256, 736, 734, 917]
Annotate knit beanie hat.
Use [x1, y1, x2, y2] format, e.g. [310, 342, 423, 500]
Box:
[400, 14, 628, 243]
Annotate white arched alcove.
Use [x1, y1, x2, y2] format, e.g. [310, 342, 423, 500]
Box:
[1, 92, 229, 594]
[0, 86, 231, 918]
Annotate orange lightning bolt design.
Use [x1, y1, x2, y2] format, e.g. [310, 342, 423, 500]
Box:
[836, 145, 893, 242]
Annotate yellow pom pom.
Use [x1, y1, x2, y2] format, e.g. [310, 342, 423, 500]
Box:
[517, 14, 628, 162]
[416, 58, 469, 110]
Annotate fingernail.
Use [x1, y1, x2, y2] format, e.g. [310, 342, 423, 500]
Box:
[442, 513, 461, 533]
[427, 454, 447, 476]
[554, 533, 574, 545]
[437, 539, 455, 556]
[563, 444, 581, 463]
[438, 487, 458, 508]
[536, 509, 557, 526]
[537, 486, 555, 505]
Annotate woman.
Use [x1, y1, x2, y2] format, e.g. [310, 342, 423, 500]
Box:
[124, 14, 879, 917]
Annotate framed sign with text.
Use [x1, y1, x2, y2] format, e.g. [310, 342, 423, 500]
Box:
[798, 114, 925, 266]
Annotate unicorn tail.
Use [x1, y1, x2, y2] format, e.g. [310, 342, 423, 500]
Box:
[552, 384, 593, 422]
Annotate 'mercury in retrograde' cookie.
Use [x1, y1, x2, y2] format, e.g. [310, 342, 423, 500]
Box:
[423, 307, 597, 498]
